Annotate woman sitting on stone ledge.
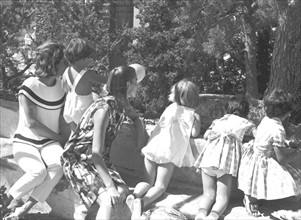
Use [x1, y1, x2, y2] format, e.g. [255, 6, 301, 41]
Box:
[61, 65, 148, 220]
[1, 41, 68, 220]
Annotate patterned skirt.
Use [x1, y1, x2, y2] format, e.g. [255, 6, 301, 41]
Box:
[238, 147, 301, 200]
[194, 133, 241, 177]
[62, 160, 126, 209]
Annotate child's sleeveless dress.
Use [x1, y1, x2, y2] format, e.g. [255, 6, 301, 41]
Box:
[61, 96, 127, 209]
[194, 114, 255, 177]
[238, 116, 301, 200]
[63, 67, 94, 124]
[141, 103, 196, 167]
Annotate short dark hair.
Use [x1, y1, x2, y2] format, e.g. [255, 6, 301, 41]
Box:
[225, 95, 250, 118]
[35, 41, 65, 77]
[64, 38, 94, 64]
[264, 89, 293, 118]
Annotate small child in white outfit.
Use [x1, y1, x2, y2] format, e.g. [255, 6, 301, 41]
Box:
[62, 38, 106, 132]
[126, 79, 201, 219]
[194, 95, 256, 220]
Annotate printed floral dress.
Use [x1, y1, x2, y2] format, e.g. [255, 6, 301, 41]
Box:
[61, 96, 127, 209]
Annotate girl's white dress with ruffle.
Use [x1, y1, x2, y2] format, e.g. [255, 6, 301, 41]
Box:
[238, 116, 301, 200]
[142, 103, 196, 167]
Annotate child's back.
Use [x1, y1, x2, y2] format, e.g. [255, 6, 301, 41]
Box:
[254, 116, 285, 151]
[195, 96, 255, 177]
[62, 38, 106, 130]
[142, 102, 197, 167]
[63, 67, 94, 125]
[206, 114, 254, 141]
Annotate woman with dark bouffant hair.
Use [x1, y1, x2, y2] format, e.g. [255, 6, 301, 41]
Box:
[61, 65, 148, 219]
[2, 41, 68, 220]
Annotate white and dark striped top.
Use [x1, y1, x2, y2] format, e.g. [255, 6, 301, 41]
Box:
[14, 77, 66, 147]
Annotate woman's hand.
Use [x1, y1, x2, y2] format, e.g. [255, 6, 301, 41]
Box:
[107, 186, 122, 208]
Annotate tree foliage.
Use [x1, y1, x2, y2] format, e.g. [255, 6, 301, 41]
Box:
[34, 0, 111, 76]
[1, 0, 300, 122]
[0, 0, 111, 100]
[0, 0, 35, 100]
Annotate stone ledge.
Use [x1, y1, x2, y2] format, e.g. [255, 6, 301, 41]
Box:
[2, 156, 300, 220]
[0, 155, 132, 220]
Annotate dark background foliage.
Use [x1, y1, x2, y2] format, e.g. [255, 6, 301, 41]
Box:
[1, 0, 300, 123]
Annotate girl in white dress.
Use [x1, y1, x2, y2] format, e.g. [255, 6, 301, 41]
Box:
[238, 89, 301, 217]
[194, 95, 256, 220]
[62, 38, 106, 132]
[127, 79, 201, 219]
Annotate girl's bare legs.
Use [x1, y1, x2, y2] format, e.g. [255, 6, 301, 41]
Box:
[142, 162, 175, 208]
[195, 171, 216, 220]
[206, 174, 232, 220]
[95, 184, 129, 220]
[133, 158, 157, 198]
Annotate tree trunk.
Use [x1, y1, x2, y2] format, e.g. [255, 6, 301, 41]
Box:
[0, 65, 7, 90]
[241, 0, 259, 98]
[266, 0, 301, 96]
[256, 27, 272, 98]
[109, 0, 133, 70]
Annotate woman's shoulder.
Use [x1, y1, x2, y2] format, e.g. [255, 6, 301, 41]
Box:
[21, 76, 38, 87]
[19, 77, 42, 93]
[92, 96, 116, 111]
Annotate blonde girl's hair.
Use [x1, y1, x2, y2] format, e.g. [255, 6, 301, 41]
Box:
[170, 79, 200, 108]
[34, 41, 65, 77]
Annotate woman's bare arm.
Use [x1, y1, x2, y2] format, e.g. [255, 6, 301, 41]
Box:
[92, 108, 122, 207]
